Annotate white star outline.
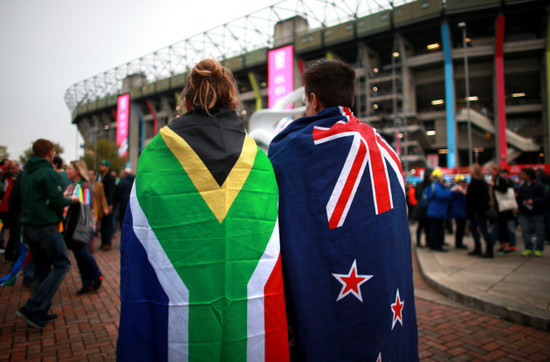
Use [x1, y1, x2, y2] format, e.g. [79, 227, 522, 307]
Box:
[391, 288, 405, 330]
[332, 259, 373, 302]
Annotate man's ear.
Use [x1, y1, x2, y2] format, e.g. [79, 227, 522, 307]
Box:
[310, 92, 323, 114]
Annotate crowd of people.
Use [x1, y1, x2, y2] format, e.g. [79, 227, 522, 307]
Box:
[2, 56, 549, 360]
[407, 164, 549, 258]
[0, 149, 134, 328]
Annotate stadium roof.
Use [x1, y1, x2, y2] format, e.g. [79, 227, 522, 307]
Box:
[64, 0, 413, 111]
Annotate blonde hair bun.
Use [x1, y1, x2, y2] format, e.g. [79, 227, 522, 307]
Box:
[182, 59, 238, 114]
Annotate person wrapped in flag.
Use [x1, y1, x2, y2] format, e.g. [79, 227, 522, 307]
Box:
[268, 59, 419, 361]
[117, 59, 288, 362]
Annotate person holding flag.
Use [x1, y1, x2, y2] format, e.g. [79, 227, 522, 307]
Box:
[117, 59, 288, 361]
[268, 59, 419, 361]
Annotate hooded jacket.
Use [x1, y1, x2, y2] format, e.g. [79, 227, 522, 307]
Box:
[20, 155, 72, 226]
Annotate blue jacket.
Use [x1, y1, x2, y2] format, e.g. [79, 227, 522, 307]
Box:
[450, 186, 467, 219]
[426, 181, 452, 219]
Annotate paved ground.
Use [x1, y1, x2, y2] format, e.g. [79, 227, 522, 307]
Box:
[414, 224, 550, 332]
[0, 228, 549, 361]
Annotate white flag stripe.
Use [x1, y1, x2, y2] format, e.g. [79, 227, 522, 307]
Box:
[130, 185, 190, 362]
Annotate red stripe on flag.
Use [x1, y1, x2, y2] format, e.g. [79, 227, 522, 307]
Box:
[329, 140, 367, 229]
[313, 107, 396, 228]
[376, 133, 402, 175]
[264, 254, 289, 362]
[361, 122, 392, 214]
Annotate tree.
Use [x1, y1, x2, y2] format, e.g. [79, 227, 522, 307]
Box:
[82, 138, 125, 173]
[0, 146, 8, 161]
[19, 142, 64, 165]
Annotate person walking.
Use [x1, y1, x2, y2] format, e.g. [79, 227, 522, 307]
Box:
[466, 164, 494, 258]
[64, 160, 103, 294]
[16, 139, 79, 329]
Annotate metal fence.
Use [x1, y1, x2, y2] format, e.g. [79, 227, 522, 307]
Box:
[63, 0, 411, 111]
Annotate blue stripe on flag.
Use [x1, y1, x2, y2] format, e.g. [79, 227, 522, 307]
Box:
[117, 204, 170, 362]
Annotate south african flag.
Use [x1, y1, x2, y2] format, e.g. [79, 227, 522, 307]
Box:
[117, 110, 288, 361]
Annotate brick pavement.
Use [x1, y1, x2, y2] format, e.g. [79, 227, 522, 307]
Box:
[0, 234, 121, 362]
[0, 232, 549, 361]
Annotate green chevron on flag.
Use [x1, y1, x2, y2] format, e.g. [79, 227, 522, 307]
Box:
[118, 125, 288, 361]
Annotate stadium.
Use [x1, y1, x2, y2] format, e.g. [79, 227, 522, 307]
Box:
[65, 0, 549, 175]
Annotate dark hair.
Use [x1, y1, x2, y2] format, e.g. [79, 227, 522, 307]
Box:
[181, 59, 238, 114]
[304, 59, 356, 108]
[32, 139, 54, 158]
[53, 156, 63, 169]
[522, 167, 536, 181]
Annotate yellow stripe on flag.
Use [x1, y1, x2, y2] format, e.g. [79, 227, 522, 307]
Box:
[160, 126, 257, 223]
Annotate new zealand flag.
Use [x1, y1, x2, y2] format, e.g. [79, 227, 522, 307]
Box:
[269, 106, 418, 361]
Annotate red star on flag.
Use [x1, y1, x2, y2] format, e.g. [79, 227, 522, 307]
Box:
[391, 288, 404, 329]
[332, 260, 373, 302]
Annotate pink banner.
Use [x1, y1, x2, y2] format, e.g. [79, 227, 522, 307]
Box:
[268, 45, 294, 109]
[116, 94, 130, 151]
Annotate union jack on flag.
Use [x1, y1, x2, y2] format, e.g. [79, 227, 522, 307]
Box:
[269, 106, 418, 361]
[312, 107, 404, 228]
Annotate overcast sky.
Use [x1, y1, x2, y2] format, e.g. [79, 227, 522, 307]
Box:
[0, 0, 272, 163]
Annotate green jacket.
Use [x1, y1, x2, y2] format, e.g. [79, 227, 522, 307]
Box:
[20, 155, 72, 226]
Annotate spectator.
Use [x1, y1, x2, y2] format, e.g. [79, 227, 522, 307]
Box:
[517, 167, 547, 257]
[487, 164, 516, 253]
[16, 139, 79, 329]
[406, 181, 417, 220]
[0, 160, 21, 261]
[466, 164, 494, 258]
[64, 160, 103, 294]
[7, 164, 34, 286]
[88, 169, 108, 253]
[117, 59, 288, 360]
[115, 168, 134, 229]
[268, 59, 418, 361]
[500, 169, 518, 250]
[450, 175, 468, 249]
[96, 160, 115, 251]
[412, 168, 433, 248]
[536, 168, 550, 244]
[425, 169, 452, 252]
[53, 156, 70, 191]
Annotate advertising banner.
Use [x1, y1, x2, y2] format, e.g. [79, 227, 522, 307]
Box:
[117, 94, 130, 157]
[268, 45, 294, 109]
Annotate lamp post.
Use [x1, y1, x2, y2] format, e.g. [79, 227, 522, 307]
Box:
[458, 21, 473, 166]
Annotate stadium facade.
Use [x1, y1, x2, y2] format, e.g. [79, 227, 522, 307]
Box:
[66, 0, 549, 174]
